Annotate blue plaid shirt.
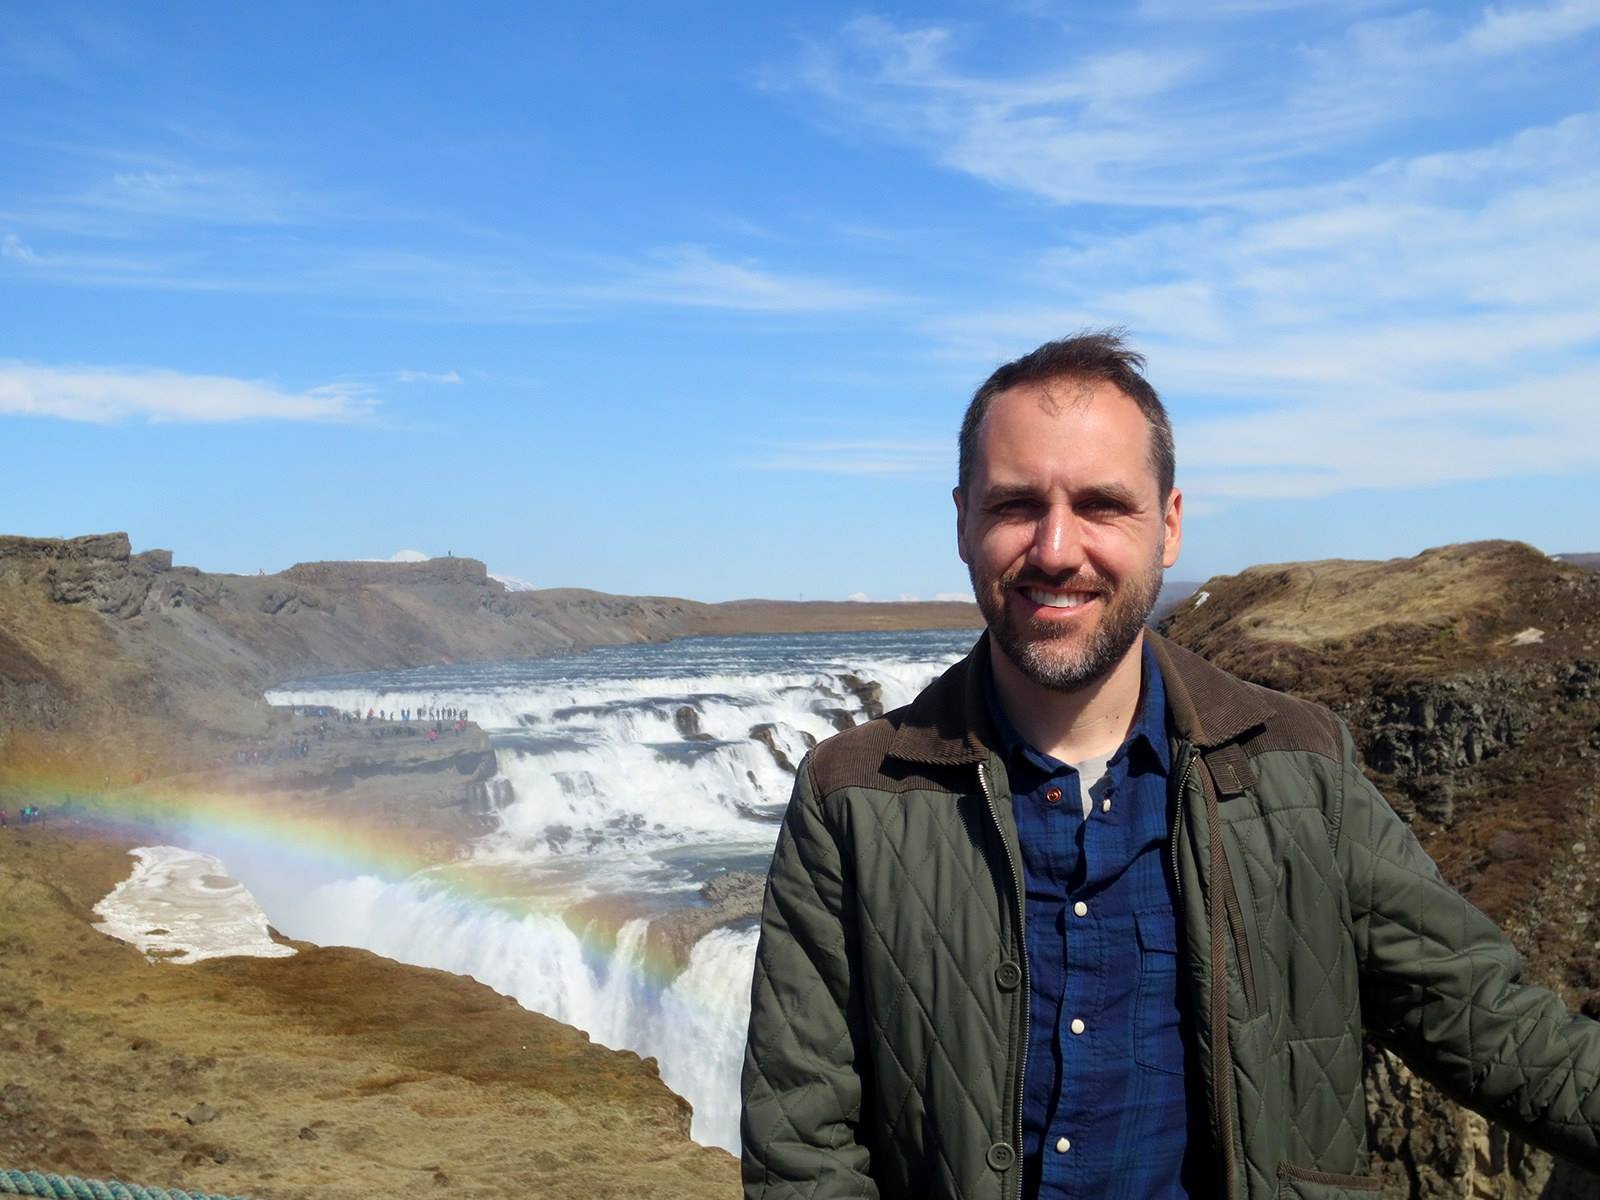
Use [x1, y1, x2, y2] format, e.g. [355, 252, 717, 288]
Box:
[986, 641, 1202, 1198]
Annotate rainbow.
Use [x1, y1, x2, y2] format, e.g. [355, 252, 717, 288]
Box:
[0, 761, 733, 997]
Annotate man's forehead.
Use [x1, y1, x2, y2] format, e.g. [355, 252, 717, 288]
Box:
[978, 378, 1149, 451]
[971, 377, 1157, 495]
[1020, 376, 1104, 418]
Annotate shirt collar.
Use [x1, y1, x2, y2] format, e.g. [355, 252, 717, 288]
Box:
[983, 637, 1171, 775]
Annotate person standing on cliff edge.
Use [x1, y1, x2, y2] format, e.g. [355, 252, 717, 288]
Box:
[741, 330, 1600, 1199]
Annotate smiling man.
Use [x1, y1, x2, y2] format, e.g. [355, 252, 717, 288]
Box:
[741, 331, 1600, 1199]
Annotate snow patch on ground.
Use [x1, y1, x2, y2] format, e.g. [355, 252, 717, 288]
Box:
[1193, 591, 1210, 607]
[1509, 627, 1545, 646]
[93, 845, 296, 963]
[490, 573, 539, 591]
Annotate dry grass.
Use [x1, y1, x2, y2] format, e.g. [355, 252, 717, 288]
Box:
[0, 825, 738, 1200]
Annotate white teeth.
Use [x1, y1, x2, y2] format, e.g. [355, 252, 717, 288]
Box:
[1023, 588, 1094, 609]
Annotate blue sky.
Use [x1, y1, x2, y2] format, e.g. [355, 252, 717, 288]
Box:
[3, 2, 1597, 601]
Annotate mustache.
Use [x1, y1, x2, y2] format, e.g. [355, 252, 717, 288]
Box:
[1001, 571, 1113, 597]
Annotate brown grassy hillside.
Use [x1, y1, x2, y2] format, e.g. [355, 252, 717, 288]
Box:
[1162, 540, 1600, 1199]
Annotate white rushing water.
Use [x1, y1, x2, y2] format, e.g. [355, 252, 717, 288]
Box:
[259, 629, 974, 1150]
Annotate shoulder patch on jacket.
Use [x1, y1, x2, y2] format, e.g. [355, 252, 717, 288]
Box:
[1235, 683, 1342, 762]
[810, 708, 970, 796]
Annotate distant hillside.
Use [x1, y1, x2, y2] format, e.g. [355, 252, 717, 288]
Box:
[1557, 552, 1600, 571]
[1151, 578, 1199, 624]
[0, 532, 978, 779]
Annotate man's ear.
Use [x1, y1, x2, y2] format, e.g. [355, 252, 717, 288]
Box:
[953, 485, 971, 565]
[1161, 487, 1183, 569]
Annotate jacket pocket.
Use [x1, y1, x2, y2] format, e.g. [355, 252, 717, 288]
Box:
[1219, 832, 1264, 1018]
[1277, 1161, 1385, 1197]
[1133, 908, 1184, 1074]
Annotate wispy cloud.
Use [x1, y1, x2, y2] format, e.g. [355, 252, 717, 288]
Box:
[748, 436, 949, 476]
[75, 164, 318, 226]
[775, 5, 1600, 209]
[584, 244, 903, 313]
[779, 11, 1600, 503]
[2, 206, 900, 318]
[395, 369, 462, 384]
[0, 363, 378, 423]
[1135, 0, 1396, 17]
[1462, 0, 1600, 53]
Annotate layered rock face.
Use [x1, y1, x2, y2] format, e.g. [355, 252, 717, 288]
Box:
[1162, 541, 1600, 1198]
[0, 532, 978, 782]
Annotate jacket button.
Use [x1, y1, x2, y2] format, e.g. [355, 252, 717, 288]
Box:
[986, 1141, 1016, 1171]
[995, 961, 1022, 991]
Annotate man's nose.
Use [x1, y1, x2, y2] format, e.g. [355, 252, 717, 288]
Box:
[1028, 504, 1084, 577]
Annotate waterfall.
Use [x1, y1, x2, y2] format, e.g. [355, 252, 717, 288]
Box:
[256, 630, 972, 1151]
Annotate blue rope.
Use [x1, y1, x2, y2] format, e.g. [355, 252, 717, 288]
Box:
[0, 1169, 253, 1199]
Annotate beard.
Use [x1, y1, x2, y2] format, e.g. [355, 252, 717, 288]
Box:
[969, 547, 1164, 692]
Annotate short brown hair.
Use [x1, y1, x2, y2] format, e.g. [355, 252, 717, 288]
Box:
[957, 328, 1175, 500]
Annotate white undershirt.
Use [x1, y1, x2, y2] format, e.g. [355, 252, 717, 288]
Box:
[1074, 750, 1115, 819]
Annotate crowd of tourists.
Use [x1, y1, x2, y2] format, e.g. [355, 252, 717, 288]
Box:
[0, 804, 43, 828]
[223, 704, 476, 765]
[293, 704, 472, 723]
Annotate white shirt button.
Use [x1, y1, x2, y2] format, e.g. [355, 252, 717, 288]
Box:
[1055, 1136, 1071, 1154]
[1070, 1017, 1086, 1035]
[1101, 797, 1112, 812]
[1073, 901, 1088, 918]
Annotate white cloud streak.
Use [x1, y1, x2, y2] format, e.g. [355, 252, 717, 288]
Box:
[748, 437, 949, 476]
[0, 364, 378, 423]
[2, 216, 899, 317]
[588, 244, 901, 313]
[779, 4, 1600, 209]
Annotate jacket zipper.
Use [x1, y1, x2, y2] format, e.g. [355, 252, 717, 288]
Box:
[977, 759, 1027, 1200]
[1172, 749, 1259, 1013]
[1172, 745, 1242, 1199]
[1169, 746, 1196, 900]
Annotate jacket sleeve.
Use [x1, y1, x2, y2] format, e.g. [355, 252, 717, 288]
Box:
[1337, 720, 1600, 1165]
[741, 755, 878, 1199]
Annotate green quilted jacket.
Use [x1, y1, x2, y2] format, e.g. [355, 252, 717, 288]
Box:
[741, 632, 1600, 1199]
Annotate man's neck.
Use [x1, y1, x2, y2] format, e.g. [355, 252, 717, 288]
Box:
[989, 631, 1146, 765]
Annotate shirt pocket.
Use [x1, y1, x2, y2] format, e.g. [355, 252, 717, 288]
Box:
[1133, 907, 1185, 1075]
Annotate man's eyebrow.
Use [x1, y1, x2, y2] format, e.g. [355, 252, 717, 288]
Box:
[980, 482, 1144, 507]
[980, 483, 1042, 505]
[1076, 483, 1142, 508]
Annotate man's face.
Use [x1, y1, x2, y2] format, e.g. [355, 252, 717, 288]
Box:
[954, 377, 1182, 692]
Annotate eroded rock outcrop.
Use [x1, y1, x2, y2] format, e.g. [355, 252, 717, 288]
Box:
[646, 872, 766, 972]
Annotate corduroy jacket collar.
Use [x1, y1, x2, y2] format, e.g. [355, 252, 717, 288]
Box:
[886, 629, 1277, 768]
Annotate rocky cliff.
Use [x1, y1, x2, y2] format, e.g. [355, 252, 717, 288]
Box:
[0, 531, 978, 785]
[1162, 541, 1600, 1198]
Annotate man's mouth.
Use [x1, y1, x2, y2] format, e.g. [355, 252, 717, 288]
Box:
[1018, 586, 1104, 610]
